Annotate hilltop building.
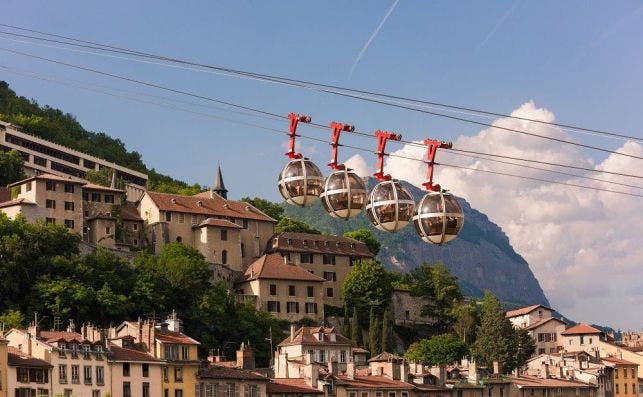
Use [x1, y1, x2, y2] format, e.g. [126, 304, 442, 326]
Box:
[506, 304, 566, 355]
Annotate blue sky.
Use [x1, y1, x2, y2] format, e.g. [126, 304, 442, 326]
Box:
[2, 1, 643, 328]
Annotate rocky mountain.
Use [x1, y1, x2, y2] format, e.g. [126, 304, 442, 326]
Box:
[282, 177, 549, 306]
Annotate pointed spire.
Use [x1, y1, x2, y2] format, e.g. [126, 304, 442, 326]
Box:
[212, 162, 228, 199]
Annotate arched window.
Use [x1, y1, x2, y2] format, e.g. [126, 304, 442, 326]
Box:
[176, 236, 182, 243]
[222, 250, 228, 265]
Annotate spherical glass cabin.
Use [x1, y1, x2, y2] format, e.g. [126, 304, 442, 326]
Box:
[365, 180, 416, 232]
[413, 190, 464, 244]
[278, 158, 325, 207]
[320, 169, 368, 219]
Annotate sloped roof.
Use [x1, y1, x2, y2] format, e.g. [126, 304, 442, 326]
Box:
[601, 356, 637, 366]
[277, 326, 352, 347]
[121, 202, 143, 222]
[155, 329, 200, 345]
[352, 347, 369, 354]
[368, 352, 405, 363]
[7, 347, 53, 368]
[511, 375, 594, 388]
[82, 183, 124, 193]
[561, 324, 602, 335]
[525, 317, 566, 330]
[199, 365, 267, 381]
[109, 344, 163, 362]
[39, 330, 99, 344]
[239, 254, 326, 283]
[194, 218, 243, 229]
[0, 197, 36, 208]
[147, 191, 276, 223]
[268, 379, 324, 394]
[8, 172, 86, 187]
[506, 304, 552, 318]
[335, 375, 415, 390]
[268, 232, 374, 257]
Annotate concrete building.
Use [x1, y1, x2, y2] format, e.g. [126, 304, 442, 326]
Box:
[561, 324, 604, 355]
[601, 357, 638, 397]
[196, 364, 269, 397]
[265, 232, 374, 308]
[107, 340, 165, 397]
[0, 120, 148, 190]
[236, 254, 327, 323]
[114, 314, 201, 397]
[6, 347, 53, 397]
[507, 305, 566, 356]
[509, 375, 596, 397]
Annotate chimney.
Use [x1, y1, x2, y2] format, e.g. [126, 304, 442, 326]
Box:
[159, 322, 169, 332]
[347, 361, 356, 380]
[27, 320, 40, 340]
[67, 319, 76, 333]
[166, 310, 181, 332]
[236, 342, 255, 370]
[290, 324, 296, 342]
[304, 362, 319, 388]
[401, 361, 409, 383]
[493, 361, 501, 375]
[541, 363, 550, 379]
[468, 360, 479, 383]
[437, 364, 447, 386]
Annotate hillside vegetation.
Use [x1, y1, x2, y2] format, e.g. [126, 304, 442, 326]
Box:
[0, 81, 201, 194]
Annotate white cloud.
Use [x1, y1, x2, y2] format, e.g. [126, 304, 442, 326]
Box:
[344, 154, 373, 178]
[386, 101, 643, 330]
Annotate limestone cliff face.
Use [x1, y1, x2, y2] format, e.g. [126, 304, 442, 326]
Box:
[282, 178, 549, 306]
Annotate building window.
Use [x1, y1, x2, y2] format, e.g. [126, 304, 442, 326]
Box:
[96, 366, 104, 385]
[17, 367, 29, 382]
[240, 243, 245, 258]
[288, 285, 296, 296]
[63, 201, 75, 211]
[163, 367, 168, 382]
[191, 215, 198, 225]
[176, 390, 183, 397]
[92, 390, 101, 397]
[616, 384, 619, 394]
[246, 385, 258, 397]
[300, 253, 313, 264]
[64, 184, 75, 193]
[269, 284, 277, 296]
[323, 272, 337, 281]
[176, 236, 182, 243]
[267, 301, 280, 312]
[105, 227, 112, 235]
[176, 213, 184, 224]
[123, 363, 130, 377]
[221, 250, 228, 265]
[286, 302, 299, 313]
[82, 192, 89, 201]
[91, 193, 101, 202]
[46, 199, 56, 209]
[242, 219, 249, 229]
[59, 364, 67, 383]
[104, 194, 114, 204]
[616, 369, 619, 378]
[220, 229, 228, 240]
[142, 364, 149, 378]
[143, 383, 150, 397]
[164, 345, 179, 361]
[46, 181, 56, 191]
[326, 288, 334, 297]
[340, 350, 347, 363]
[84, 366, 92, 384]
[305, 302, 318, 314]
[62, 219, 74, 229]
[175, 367, 183, 382]
[318, 350, 325, 363]
[165, 211, 172, 222]
[405, 310, 410, 320]
[182, 346, 190, 360]
[307, 286, 314, 297]
[323, 254, 336, 265]
[631, 368, 635, 378]
[402, 393, 409, 397]
[71, 365, 80, 384]
[624, 384, 628, 394]
[123, 382, 132, 397]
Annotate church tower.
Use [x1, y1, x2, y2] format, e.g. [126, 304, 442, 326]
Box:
[212, 163, 228, 199]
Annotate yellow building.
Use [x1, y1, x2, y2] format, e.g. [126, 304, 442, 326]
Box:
[602, 357, 638, 397]
[0, 335, 8, 397]
[114, 314, 201, 397]
[235, 254, 326, 323]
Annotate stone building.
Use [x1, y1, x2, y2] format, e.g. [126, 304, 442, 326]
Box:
[235, 254, 326, 323]
[390, 288, 434, 326]
[265, 232, 374, 308]
[506, 305, 566, 356]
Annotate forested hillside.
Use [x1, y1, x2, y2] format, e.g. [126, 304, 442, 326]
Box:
[0, 81, 201, 194]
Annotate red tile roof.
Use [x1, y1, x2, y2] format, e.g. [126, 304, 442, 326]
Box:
[267, 378, 324, 394]
[8, 172, 86, 187]
[147, 191, 276, 223]
[601, 356, 637, 366]
[121, 202, 143, 222]
[239, 254, 326, 283]
[0, 197, 36, 209]
[525, 317, 567, 331]
[267, 232, 374, 258]
[335, 375, 415, 390]
[155, 329, 200, 345]
[277, 326, 352, 347]
[561, 324, 602, 335]
[109, 344, 163, 362]
[7, 347, 53, 368]
[194, 218, 243, 229]
[82, 183, 125, 193]
[506, 304, 552, 318]
[199, 365, 268, 381]
[352, 347, 369, 354]
[511, 375, 594, 388]
[39, 330, 98, 344]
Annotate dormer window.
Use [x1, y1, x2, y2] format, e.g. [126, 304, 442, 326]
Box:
[325, 241, 329, 247]
[287, 239, 292, 245]
[197, 201, 203, 207]
[351, 243, 355, 249]
[336, 242, 341, 248]
[171, 198, 177, 204]
[303, 240, 308, 247]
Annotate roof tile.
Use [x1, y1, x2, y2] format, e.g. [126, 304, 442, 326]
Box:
[561, 324, 602, 336]
[268, 232, 374, 258]
[239, 254, 326, 283]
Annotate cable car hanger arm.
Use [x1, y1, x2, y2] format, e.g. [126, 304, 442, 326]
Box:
[328, 121, 355, 170]
[373, 130, 402, 181]
[286, 112, 311, 159]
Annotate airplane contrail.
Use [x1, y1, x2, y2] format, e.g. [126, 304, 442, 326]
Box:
[475, 0, 521, 53]
[349, 0, 400, 79]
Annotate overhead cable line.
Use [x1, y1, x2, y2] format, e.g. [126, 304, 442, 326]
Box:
[4, 64, 642, 198]
[0, 23, 640, 143]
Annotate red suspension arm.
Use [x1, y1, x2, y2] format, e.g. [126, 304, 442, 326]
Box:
[373, 130, 401, 181]
[328, 122, 355, 170]
[422, 139, 452, 191]
[286, 113, 312, 159]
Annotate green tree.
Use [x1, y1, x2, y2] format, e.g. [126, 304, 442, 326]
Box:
[509, 328, 536, 371]
[404, 333, 469, 365]
[452, 302, 479, 344]
[351, 309, 362, 347]
[0, 149, 25, 186]
[381, 308, 395, 353]
[341, 259, 394, 321]
[85, 168, 113, 187]
[408, 262, 462, 332]
[0, 309, 25, 329]
[343, 228, 381, 256]
[241, 197, 284, 221]
[368, 307, 381, 355]
[341, 305, 351, 338]
[275, 217, 321, 234]
[471, 291, 515, 373]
